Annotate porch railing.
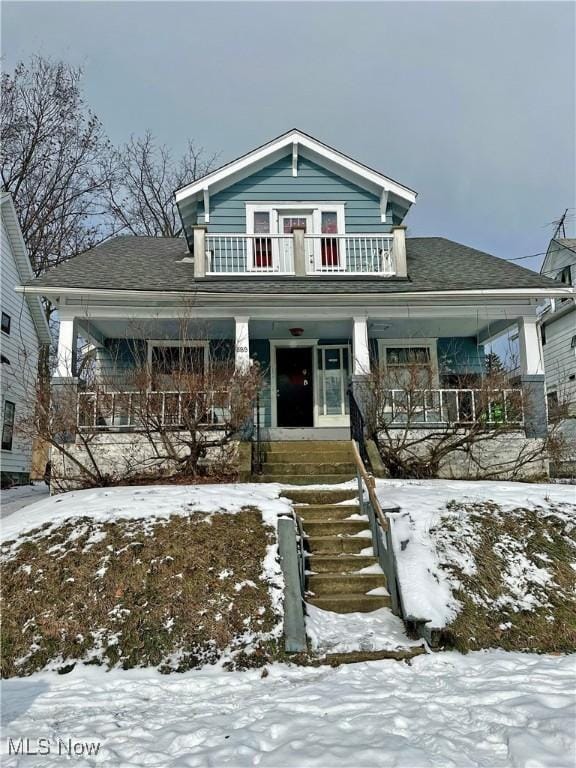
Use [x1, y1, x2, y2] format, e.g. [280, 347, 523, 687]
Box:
[203, 232, 394, 275]
[77, 390, 231, 430]
[380, 388, 524, 426]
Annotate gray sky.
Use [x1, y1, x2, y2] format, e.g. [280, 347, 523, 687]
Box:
[3, 1, 575, 271]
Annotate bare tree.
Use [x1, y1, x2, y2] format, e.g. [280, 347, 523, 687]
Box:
[359, 360, 559, 480]
[103, 132, 217, 237]
[1, 57, 115, 276]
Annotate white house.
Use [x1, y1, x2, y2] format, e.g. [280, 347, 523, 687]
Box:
[539, 238, 576, 415]
[1, 192, 51, 486]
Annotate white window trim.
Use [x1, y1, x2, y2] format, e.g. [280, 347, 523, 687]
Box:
[377, 338, 440, 387]
[246, 203, 346, 274]
[147, 340, 210, 379]
[245, 202, 346, 235]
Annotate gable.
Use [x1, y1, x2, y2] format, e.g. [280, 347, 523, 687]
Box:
[188, 154, 408, 236]
[175, 129, 416, 237]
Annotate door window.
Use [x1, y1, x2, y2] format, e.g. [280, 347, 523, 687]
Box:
[317, 346, 349, 417]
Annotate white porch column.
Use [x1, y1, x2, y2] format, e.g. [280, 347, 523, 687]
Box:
[518, 316, 544, 376]
[392, 225, 407, 278]
[234, 316, 250, 373]
[352, 317, 371, 376]
[55, 317, 77, 378]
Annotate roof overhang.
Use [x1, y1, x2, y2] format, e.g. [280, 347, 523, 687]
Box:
[1, 192, 51, 345]
[174, 129, 417, 210]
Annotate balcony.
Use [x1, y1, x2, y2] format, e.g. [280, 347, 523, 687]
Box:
[202, 232, 396, 276]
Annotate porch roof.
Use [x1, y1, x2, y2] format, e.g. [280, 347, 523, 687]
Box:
[24, 235, 566, 296]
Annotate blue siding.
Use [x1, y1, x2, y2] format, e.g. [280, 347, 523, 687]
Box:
[200, 153, 398, 233]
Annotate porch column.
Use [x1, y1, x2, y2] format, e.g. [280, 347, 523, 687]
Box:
[352, 317, 371, 376]
[193, 225, 207, 278]
[392, 225, 407, 278]
[54, 317, 77, 379]
[234, 316, 250, 373]
[292, 225, 306, 276]
[518, 316, 547, 438]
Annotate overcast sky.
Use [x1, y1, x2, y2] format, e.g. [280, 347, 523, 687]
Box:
[3, 1, 575, 271]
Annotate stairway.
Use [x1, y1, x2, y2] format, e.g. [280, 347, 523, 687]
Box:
[282, 485, 391, 613]
[254, 440, 357, 484]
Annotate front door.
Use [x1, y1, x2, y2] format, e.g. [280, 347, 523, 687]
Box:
[276, 347, 314, 427]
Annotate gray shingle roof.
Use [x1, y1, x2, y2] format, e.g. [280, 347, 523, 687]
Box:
[557, 238, 576, 253]
[26, 235, 561, 294]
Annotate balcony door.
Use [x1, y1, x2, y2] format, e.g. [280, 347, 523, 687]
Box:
[279, 213, 313, 271]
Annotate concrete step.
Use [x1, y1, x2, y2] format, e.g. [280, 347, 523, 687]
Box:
[308, 572, 386, 596]
[265, 450, 353, 463]
[255, 474, 355, 485]
[326, 646, 427, 665]
[306, 554, 378, 573]
[307, 593, 391, 612]
[283, 488, 358, 505]
[295, 505, 360, 522]
[306, 535, 371, 554]
[303, 519, 369, 537]
[262, 462, 356, 476]
[263, 441, 351, 453]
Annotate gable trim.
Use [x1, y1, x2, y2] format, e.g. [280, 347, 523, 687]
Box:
[174, 129, 417, 207]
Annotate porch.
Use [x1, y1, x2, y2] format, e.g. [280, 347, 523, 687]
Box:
[54, 311, 543, 438]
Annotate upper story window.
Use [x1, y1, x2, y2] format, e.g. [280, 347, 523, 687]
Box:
[1, 312, 11, 335]
[558, 265, 573, 284]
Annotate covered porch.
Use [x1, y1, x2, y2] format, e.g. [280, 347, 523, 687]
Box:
[54, 306, 545, 439]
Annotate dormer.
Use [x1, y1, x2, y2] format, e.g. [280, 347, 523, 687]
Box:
[174, 130, 417, 279]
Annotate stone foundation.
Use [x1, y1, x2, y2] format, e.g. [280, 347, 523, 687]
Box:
[50, 432, 242, 493]
[376, 429, 549, 481]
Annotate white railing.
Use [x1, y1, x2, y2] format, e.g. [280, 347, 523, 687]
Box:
[380, 388, 524, 426]
[203, 232, 395, 275]
[305, 234, 394, 275]
[206, 234, 294, 274]
[77, 391, 231, 430]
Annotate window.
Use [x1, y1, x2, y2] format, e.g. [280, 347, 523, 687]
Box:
[541, 325, 546, 346]
[321, 211, 340, 267]
[1, 312, 10, 335]
[379, 340, 438, 389]
[2, 401, 15, 451]
[253, 211, 272, 268]
[558, 265, 572, 284]
[150, 343, 207, 377]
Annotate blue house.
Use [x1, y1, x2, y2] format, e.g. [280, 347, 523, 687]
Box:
[22, 130, 572, 481]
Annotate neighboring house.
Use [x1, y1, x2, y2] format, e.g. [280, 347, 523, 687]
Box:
[17, 130, 573, 481]
[539, 238, 576, 415]
[1, 192, 51, 486]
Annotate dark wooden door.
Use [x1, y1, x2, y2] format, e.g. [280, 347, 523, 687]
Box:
[276, 347, 314, 427]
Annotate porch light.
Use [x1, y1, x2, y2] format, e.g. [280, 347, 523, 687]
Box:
[289, 327, 304, 337]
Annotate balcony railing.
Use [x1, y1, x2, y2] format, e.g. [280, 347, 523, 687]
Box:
[206, 234, 294, 274]
[204, 232, 394, 276]
[379, 388, 524, 426]
[305, 234, 394, 275]
[77, 391, 231, 430]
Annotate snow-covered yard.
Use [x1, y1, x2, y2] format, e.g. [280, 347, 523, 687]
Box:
[2, 651, 574, 767]
[376, 479, 576, 650]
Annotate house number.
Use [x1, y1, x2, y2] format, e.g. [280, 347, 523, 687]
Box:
[236, 346, 248, 352]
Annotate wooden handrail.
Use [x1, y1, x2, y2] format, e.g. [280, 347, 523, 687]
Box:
[351, 439, 389, 531]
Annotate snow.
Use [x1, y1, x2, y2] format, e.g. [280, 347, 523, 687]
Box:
[0, 483, 49, 518]
[305, 604, 420, 654]
[1, 651, 574, 767]
[0, 483, 291, 544]
[376, 478, 576, 628]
